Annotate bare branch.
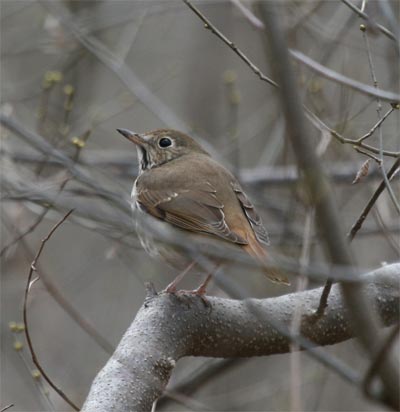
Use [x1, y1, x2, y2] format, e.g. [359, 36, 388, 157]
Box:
[6, 149, 389, 185]
[259, 3, 399, 408]
[305, 108, 400, 159]
[363, 324, 400, 398]
[182, 0, 278, 88]
[357, 107, 394, 142]
[0, 404, 14, 412]
[82, 264, 400, 412]
[182, 0, 400, 102]
[289, 49, 400, 102]
[340, 0, 397, 41]
[23, 210, 80, 411]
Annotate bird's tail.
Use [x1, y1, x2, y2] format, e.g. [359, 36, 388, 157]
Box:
[243, 238, 290, 285]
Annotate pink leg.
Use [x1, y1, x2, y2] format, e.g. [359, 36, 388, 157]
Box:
[178, 263, 221, 296]
[177, 273, 213, 307]
[191, 274, 212, 296]
[163, 261, 196, 293]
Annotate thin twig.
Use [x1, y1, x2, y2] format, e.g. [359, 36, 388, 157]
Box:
[348, 158, 400, 240]
[363, 324, 400, 398]
[183, 0, 400, 102]
[0, 176, 70, 258]
[289, 49, 400, 102]
[363, 24, 400, 214]
[3, 206, 116, 355]
[357, 107, 394, 142]
[290, 209, 314, 412]
[39, 0, 217, 159]
[230, 0, 264, 29]
[340, 0, 397, 41]
[315, 158, 400, 317]
[372, 207, 400, 255]
[313, 279, 333, 320]
[158, 359, 245, 408]
[1, 131, 89, 258]
[354, 147, 382, 164]
[259, 4, 399, 408]
[0, 404, 14, 412]
[23, 209, 80, 411]
[305, 107, 399, 159]
[181, 0, 399, 160]
[182, 0, 278, 87]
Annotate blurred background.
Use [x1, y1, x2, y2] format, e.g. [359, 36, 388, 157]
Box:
[1, 1, 399, 411]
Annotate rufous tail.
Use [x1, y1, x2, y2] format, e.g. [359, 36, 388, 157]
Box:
[243, 238, 290, 285]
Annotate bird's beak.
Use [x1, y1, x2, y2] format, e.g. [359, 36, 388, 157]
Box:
[117, 128, 148, 147]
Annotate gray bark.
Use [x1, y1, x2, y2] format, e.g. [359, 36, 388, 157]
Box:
[82, 263, 400, 412]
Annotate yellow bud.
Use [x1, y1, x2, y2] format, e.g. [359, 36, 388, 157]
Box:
[42, 80, 52, 89]
[63, 84, 74, 95]
[223, 70, 237, 84]
[64, 102, 74, 111]
[31, 369, 41, 379]
[44, 71, 54, 82]
[359, 24, 366, 32]
[390, 102, 399, 110]
[309, 80, 322, 93]
[14, 341, 23, 351]
[71, 137, 85, 148]
[9, 321, 18, 332]
[16, 323, 25, 332]
[52, 71, 63, 82]
[230, 90, 241, 105]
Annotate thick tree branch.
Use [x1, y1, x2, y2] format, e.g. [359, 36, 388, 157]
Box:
[82, 264, 400, 412]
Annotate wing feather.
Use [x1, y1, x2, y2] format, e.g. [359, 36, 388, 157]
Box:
[231, 181, 270, 245]
[136, 182, 248, 245]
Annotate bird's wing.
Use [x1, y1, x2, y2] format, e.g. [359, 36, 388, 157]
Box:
[230, 181, 270, 245]
[136, 181, 248, 245]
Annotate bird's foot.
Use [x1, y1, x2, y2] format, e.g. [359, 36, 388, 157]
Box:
[175, 289, 210, 308]
[163, 274, 212, 308]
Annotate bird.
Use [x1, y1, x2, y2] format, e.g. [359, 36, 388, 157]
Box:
[117, 128, 289, 294]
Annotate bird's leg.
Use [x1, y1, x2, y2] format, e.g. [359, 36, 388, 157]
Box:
[191, 274, 212, 296]
[179, 263, 221, 296]
[163, 261, 196, 293]
[178, 273, 213, 308]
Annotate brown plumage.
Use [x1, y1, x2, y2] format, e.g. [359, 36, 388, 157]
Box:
[117, 128, 289, 287]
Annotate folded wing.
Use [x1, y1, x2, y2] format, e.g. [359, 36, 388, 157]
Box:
[136, 181, 248, 245]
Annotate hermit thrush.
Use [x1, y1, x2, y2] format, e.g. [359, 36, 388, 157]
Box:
[117, 128, 288, 294]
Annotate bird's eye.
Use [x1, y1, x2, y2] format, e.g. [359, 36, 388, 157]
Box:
[159, 137, 172, 148]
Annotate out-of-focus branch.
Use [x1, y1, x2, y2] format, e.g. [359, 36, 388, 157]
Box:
[259, 3, 399, 409]
[82, 264, 400, 412]
[0, 114, 129, 213]
[6, 149, 390, 185]
[181, 0, 399, 164]
[289, 49, 400, 102]
[0, 404, 14, 412]
[39, 0, 218, 159]
[182, 0, 400, 103]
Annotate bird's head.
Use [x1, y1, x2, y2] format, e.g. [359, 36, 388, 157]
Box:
[117, 128, 209, 172]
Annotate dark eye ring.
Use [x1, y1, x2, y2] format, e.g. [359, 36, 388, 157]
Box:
[159, 137, 172, 148]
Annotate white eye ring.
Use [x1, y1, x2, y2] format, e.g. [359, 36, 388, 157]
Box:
[158, 137, 172, 148]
